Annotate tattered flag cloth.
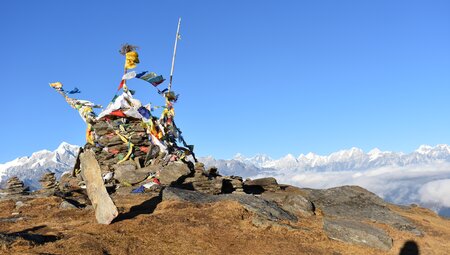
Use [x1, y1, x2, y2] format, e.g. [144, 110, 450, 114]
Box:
[136, 71, 165, 86]
[117, 79, 125, 90]
[50, 82, 63, 90]
[122, 71, 136, 80]
[138, 106, 151, 119]
[67, 87, 81, 94]
[135, 71, 150, 78]
[125, 51, 139, 69]
[149, 75, 165, 86]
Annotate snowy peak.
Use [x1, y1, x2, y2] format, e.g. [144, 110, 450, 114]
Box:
[224, 144, 450, 172]
[232, 153, 273, 168]
[0, 142, 80, 189]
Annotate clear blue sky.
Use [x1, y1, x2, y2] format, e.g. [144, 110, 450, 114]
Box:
[1, 0, 449, 162]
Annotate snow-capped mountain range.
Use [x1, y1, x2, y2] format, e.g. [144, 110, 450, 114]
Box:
[0, 142, 80, 190]
[1, 142, 450, 216]
[203, 145, 450, 174]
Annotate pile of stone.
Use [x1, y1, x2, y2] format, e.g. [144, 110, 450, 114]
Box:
[40, 172, 57, 190]
[86, 118, 153, 174]
[181, 163, 244, 195]
[5, 177, 29, 195]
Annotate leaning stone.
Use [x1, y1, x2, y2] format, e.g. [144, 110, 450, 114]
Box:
[80, 150, 118, 224]
[323, 218, 393, 251]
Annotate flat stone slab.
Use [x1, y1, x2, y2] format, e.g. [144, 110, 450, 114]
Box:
[80, 150, 118, 224]
[261, 192, 315, 217]
[323, 218, 393, 251]
[303, 185, 421, 235]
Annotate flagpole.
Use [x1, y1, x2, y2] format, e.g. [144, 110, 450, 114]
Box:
[168, 17, 181, 93]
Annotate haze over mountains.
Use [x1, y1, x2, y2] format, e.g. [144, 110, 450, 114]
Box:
[1, 142, 450, 216]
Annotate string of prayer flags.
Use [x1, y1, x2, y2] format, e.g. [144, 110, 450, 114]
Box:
[136, 71, 156, 79]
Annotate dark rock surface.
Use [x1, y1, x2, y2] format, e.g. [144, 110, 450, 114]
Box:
[261, 192, 315, 217]
[157, 162, 192, 185]
[244, 177, 279, 193]
[162, 187, 297, 222]
[113, 161, 149, 185]
[323, 218, 393, 251]
[303, 185, 421, 235]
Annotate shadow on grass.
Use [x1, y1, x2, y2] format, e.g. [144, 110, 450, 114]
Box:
[112, 193, 162, 223]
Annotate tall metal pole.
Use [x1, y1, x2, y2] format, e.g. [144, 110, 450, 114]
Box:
[168, 17, 181, 93]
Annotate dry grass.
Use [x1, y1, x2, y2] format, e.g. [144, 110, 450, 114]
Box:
[0, 195, 449, 255]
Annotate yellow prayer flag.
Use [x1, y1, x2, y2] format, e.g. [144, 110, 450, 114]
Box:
[125, 51, 140, 69]
[49, 82, 63, 89]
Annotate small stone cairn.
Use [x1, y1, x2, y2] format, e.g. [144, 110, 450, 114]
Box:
[39, 172, 57, 191]
[5, 177, 29, 195]
[182, 163, 245, 195]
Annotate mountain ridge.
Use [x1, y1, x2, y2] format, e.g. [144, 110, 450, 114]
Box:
[1, 142, 450, 216]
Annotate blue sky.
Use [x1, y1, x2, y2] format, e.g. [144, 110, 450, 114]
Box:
[1, 0, 449, 162]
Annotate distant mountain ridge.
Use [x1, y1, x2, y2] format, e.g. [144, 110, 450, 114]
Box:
[1, 143, 450, 216]
[216, 144, 450, 172]
[0, 142, 79, 190]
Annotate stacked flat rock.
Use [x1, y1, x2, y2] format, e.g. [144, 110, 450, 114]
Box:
[39, 173, 57, 190]
[182, 164, 244, 195]
[223, 176, 245, 194]
[86, 118, 152, 174]
[5, 177, 29, 195]
[244, 177, 280, 193]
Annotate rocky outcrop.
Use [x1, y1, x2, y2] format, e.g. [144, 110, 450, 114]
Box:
[323, 218, 393, 251]
[297, 185, 423, 250]
[162, 187, 297, 222]
[302, 186, 421, 235]
[244, 177, 279, 193]
[261, 192, 315, 217]
[157, 162, 192, 186]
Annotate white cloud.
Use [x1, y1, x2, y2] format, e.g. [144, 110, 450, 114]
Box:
[419, 179, 450, 208]
[250, 162, 450, 215]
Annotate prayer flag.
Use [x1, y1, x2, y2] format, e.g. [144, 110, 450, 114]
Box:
[122, 71, 136, 80]
[125, 51, 139, 69]
[67, 87, 81, 94]
[136, 72, 165, 87]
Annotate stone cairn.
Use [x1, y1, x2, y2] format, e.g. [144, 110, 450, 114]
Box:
[39, 173, 57, 191]
[85, 118, 152, 175]
[5, 177, 29, 195]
